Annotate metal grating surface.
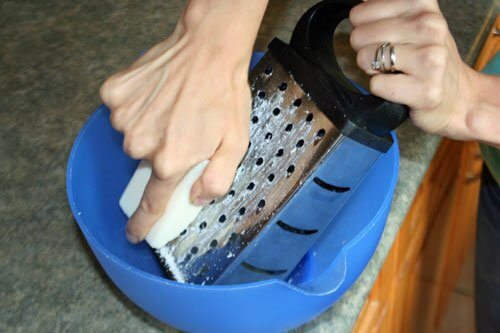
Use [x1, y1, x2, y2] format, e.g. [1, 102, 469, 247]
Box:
[156, 53, 342, 284]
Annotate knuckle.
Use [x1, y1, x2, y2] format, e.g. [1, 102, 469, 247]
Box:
[349, 28, 362, 50]
[414, 13, 447, 42]
[99, 76, 121, 105]
[152, 153, 178, 180]
[369, 76, 383, 96]
[419, 46, 447, 69]
[349, 6, 362, 26]
[123, 131, 144, 159]
[202, 172, 230, 197]
[126, 221, 142, 239]
[423, 84, 443, 107]
[357, 48, 372, 73]
[109, 108, 126, 131]
[139, 193, 163, 217]
[183, 1, 207, 27]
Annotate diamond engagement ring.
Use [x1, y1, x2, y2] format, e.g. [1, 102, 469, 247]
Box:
[372, 42, 396, 73]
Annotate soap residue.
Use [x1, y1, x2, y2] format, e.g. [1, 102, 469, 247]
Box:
[158, 247, 186, 283]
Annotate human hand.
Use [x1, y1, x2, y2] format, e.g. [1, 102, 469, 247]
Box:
[100, 0, 268, 243]
[349, 0, 484, 140]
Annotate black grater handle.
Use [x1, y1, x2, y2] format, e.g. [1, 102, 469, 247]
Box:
[269, 0, 409, 152]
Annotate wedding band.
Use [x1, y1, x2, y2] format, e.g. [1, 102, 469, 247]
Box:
[389, 44, 396, 72]
[372, 42, 396, 73]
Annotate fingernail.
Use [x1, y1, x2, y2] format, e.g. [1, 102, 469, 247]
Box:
[126, 231, 140, 244]
[194, 197, 211, 206]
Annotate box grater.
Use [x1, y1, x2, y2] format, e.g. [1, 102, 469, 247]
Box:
[154, 0, 408, 285]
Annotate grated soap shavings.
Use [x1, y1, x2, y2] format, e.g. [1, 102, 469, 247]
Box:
[158, 247, 186, 283]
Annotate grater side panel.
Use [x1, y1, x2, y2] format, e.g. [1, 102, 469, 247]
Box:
[156, 53, 342, 284]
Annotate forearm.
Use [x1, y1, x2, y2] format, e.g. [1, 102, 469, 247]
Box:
[181, 0, 269, 70]
[466, 72, 500, 148]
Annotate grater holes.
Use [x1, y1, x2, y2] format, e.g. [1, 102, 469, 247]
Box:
[239, 207, 246, 215]
[251, 116, 259, 124]
[210, 239, 218, 248]
[199, 221, 207, 230]
[184, 254, 192, 262]
[293, 98, 302, 107]
[267, 174, 275, 182]
[264, 66, 273, 75]
[258, 199, 266, 209]
[229, 232, 238, 241]
[247, 182, 255, 190]
[296, 139, 304, 148]
[306, 113, 313, 122]
[258, 91, 266, 99]
[273, 107, 281, 116]
[219, 214, 227, 223]
[285, 124, 293, 132]
[287, 165, 295, 176]
[248, 141, 252, 149]
[316, 129, 326, 139]
[190, 247, 199, 254]
[278, 82, 287, 91]
[276, 148, 284, 157]
[265, 132, 273, 140]
[209, 199, 215, 205]
[180, 229, 187, 236]
[256, 157, 264, 166]
[228, 190, 235, 196]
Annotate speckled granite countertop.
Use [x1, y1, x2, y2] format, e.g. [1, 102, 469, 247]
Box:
[1, 0, 497, 332]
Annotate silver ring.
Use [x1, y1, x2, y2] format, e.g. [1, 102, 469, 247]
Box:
[372, 42, 396, 73]
[372, 42, 388, 71]
[389, 44, 396, 72]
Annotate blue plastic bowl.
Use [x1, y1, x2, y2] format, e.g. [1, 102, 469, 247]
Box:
[66, 54, 399, 332]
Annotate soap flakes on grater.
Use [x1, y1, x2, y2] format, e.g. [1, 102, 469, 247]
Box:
[155, 53, 340, 285]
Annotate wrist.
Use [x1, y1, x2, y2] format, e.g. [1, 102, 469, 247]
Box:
[179, 0, 268, 59]
[464, 69, 500, 146]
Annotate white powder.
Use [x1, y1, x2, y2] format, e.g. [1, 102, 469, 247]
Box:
[158, 247, 186, 283]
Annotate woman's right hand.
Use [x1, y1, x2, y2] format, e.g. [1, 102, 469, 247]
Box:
[99, 0, 268, 244]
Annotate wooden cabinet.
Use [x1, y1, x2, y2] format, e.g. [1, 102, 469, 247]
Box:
[353, 139, 482, 333]
[353, 15, 498, 333]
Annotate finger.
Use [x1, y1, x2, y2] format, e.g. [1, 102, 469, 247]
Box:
[350, 0, 440, 27]
[126, 172, 182, 243]
[359, 44, 448, 80]
[350, 0, 410, 27]
[369, 73, 440, 110]
[190, 137, 248, 205]
[350, 13, 447, 51]
[357, 43, 419, 75]
[122, 123, 164, 160]
[109, 86, 154, 132]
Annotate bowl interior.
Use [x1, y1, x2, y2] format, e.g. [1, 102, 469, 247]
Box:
[68, 105, 396, 288]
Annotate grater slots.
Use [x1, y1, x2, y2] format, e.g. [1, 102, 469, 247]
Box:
[154, 0, 408, 285]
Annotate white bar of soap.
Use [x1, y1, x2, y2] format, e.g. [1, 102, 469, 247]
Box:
[119, 160, 209, 249]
